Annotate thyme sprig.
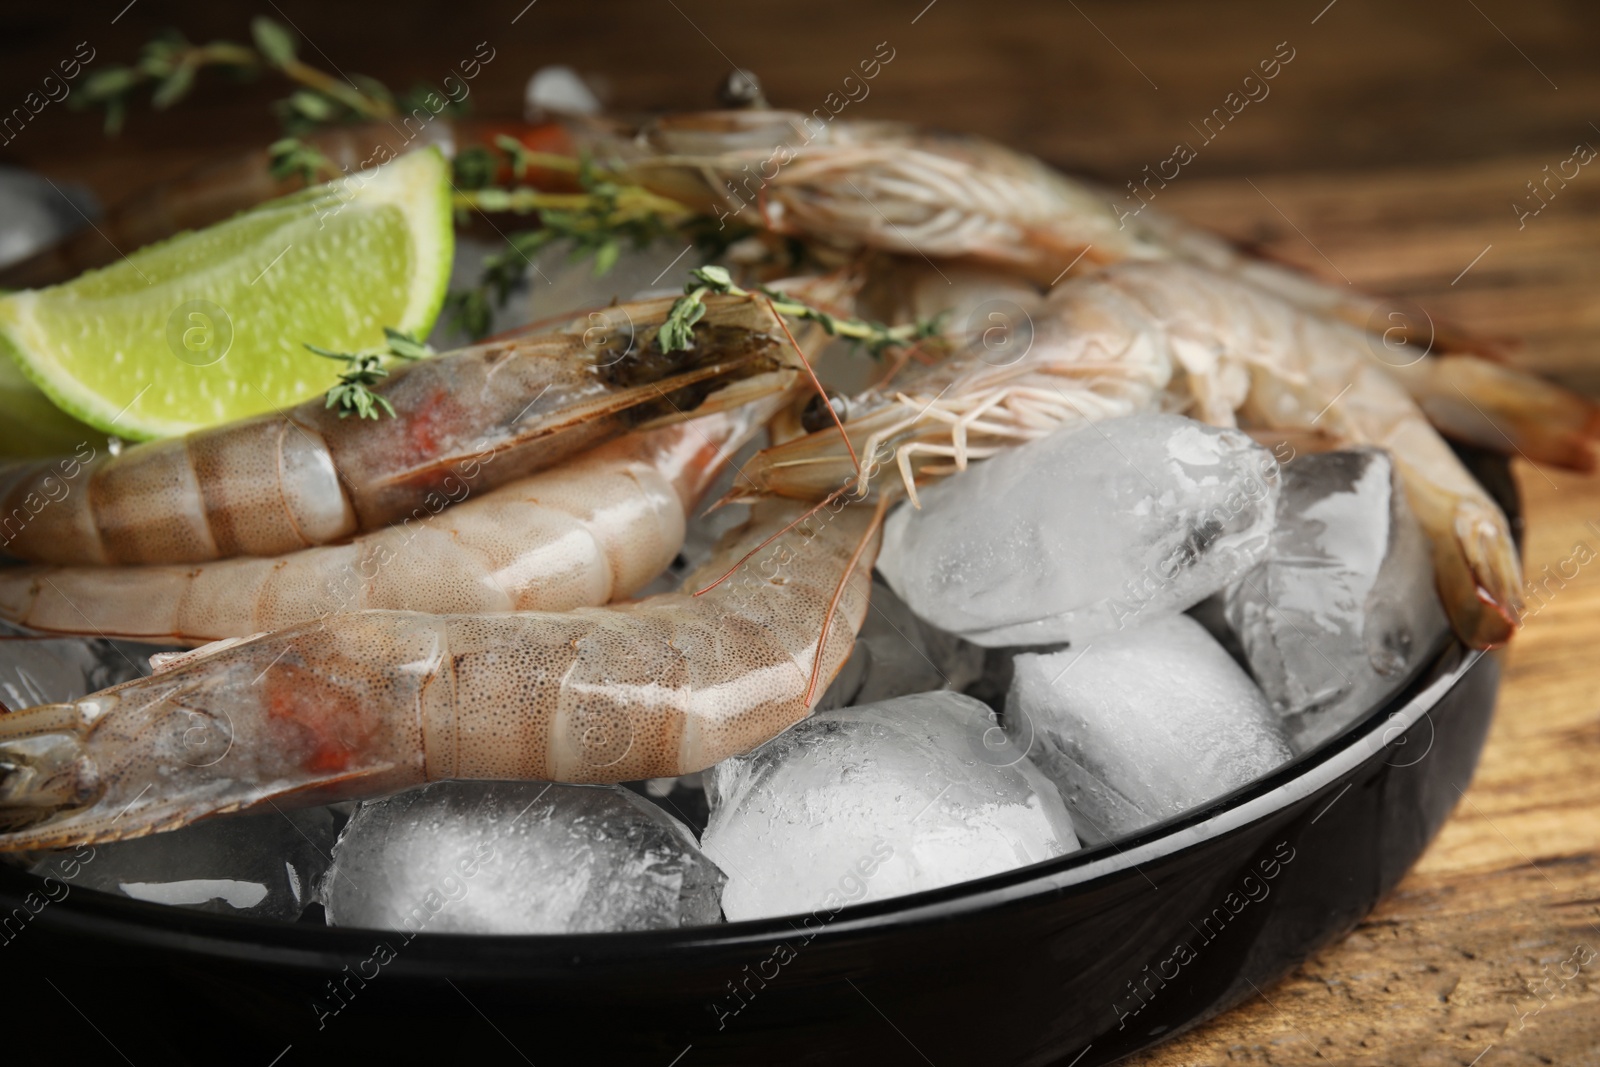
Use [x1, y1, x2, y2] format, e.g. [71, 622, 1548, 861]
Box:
[660, 266, 944, 356]
[76, 17, 458, 135]
[451, 138, 563, 191]
[444, 155, 701, 339]
[267, 137, 340, 185]
[307, 328, 434, 420]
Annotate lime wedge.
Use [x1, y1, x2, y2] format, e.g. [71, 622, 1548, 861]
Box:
[0, 147, 453, 440]
[0, 354, 106, 458]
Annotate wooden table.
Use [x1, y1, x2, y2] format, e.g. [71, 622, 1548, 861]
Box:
[4, 1, 1598, 1063]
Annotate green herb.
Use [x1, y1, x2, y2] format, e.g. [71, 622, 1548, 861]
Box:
[76, 17, 400, 135]
[660, 266, 943, 357]
[267, 137, 339, 185]
[451, 145, 499, 190]
[444, 155, 706, 339]
[493, 134, 538, 180]
[307, 327, 434, 420]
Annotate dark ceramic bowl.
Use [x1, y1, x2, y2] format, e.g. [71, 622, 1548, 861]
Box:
[0, 449, 1517, 1067]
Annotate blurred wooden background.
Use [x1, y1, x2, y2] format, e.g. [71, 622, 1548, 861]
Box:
[5, 1, 1600, 1063]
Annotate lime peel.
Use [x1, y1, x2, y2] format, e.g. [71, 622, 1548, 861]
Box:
[0, 146, 453, 440]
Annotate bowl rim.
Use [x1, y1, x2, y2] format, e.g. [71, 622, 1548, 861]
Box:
[5, 636, 1482, 961]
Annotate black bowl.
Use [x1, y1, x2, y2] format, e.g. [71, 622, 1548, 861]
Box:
[0, 449, 1518, 1067]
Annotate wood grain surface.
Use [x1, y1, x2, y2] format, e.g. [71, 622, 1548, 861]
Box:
[3, 2, 1598, 1063]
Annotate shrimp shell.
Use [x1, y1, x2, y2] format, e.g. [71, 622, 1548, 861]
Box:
[0, 498, 879, 849]
[0, 399, 778, 645]
[0, 294, 791, 566]
[578, 111, 1146, 277]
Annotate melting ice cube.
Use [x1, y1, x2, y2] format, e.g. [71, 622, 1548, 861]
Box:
[0, 167, 99, 270]
[877, 413, 1279, 646]
[703, 692, 1078, 922]
[1224, 448, 1449, 752]
[0, 625, 158, 711]
[323, 781, 724, 934]
[1006, 614, 1293, 843]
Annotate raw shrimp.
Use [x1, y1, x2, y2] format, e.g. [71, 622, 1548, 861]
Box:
[581, 110, 1402, 331]
[575, 109, 1599, 469]
[0, 293, 793, 566]
[576, 110, 1139, 279]
[0, 496, 880, 849]
[575, 110, 1388, 300]
[0, 398, 781, 645]
[742, 260, 1524, 648]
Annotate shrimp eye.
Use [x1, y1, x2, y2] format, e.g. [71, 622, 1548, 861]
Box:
[801, 393, 851, 433]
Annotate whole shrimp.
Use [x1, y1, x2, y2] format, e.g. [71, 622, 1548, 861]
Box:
[580, 108, 1413, 332]
[742, 259, 1524, 648]
[0, 293, 793, 566]
[0, 398, 780, 645]
[572, 108, 1600, 471]
[0, 496, 880, 849]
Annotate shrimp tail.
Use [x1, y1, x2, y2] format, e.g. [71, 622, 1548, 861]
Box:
[1401, 476, 1523, 648]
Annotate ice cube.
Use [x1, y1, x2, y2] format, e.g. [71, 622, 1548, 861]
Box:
[703, 692, 1079, 922]
[0, 625, 161, 710]
[628, 771, 711, 837]
[29, 807, 338, 920]
[524, 65, 603, 119]
[1186, 592, 1249, 670]
[0, 167, 99, 269]
[818, 580, 985, 710]
[1007, 614, 1293, 843]
[323, 782, 724, 934]
[877, 413, 1279, 646]
[1224, 449, 1449, 753]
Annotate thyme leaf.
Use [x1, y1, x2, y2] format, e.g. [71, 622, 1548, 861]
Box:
[307, 328, 434, 420]
[443, 155, 709, 339]
[659, 266, 942, 358]
[267, 137, 339, 185]
[76, 17, 399, 136]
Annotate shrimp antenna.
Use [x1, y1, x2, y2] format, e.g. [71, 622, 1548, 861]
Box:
[692, 482, 854, 596]
[804, 493, 892, 706]
[763, 296, 862, 477]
